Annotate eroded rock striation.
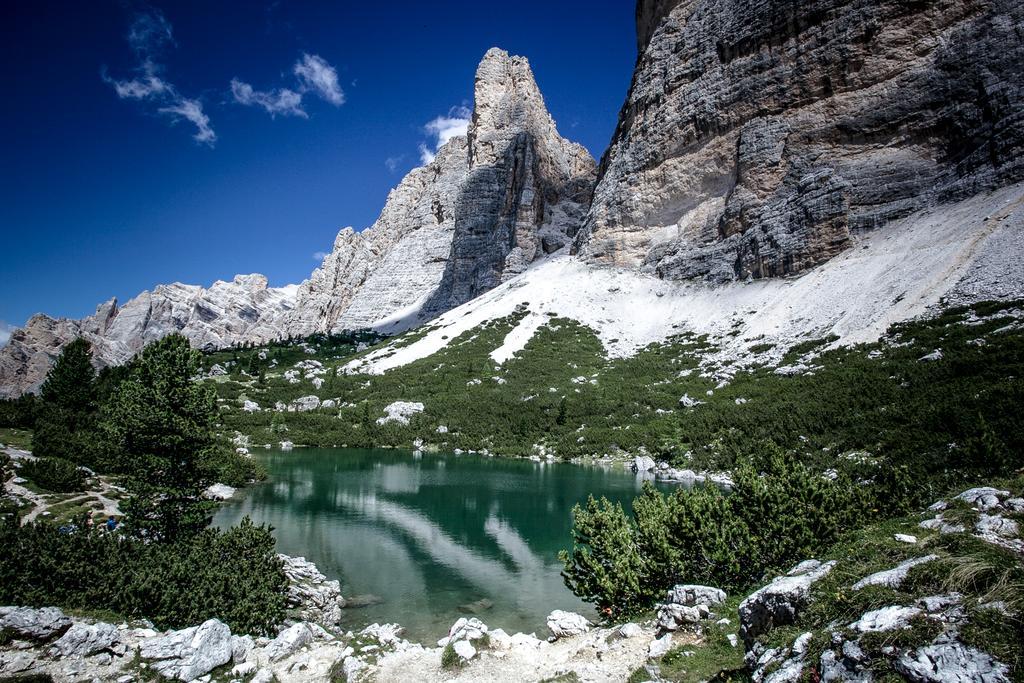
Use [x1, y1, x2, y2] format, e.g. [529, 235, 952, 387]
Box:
[575, 0, 1024, 282]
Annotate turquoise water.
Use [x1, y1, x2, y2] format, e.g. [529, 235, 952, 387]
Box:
[213, 448, 672, 642]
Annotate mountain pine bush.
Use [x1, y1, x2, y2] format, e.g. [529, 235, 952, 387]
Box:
[561, 445, 867, 617]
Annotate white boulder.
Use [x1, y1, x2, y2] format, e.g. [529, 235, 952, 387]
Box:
[263, 623, 314, 661]
[667, 584, 727, 607]
[376, 401, 424, 425]
[852, 555, 938, 591]
[139, 619, 233, 681]
[452, 639, 477, 661]
[895, 636, 1011, 683]
[849, 606, 922, 633]
[438, 617, 488, 647]
[48, 622, 121, 658]
[0, 607, 72, 641]
[204, 483, 236, 501]
[546, 610, 591, 639]
[739, 560, 836, 646]
[632, 455, 657, 472]
[618, 623, 642, 639]
[291, 395, 321, 412]
[955, 487, 1009, 511]
[648, 633, 673, 658]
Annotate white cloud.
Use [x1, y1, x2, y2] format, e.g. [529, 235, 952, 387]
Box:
[418, 105, 471, 165]
[231, 53, 343, 121]
[385, 155, 405, 173]
[158, 98, 216, 145]
[313, 251, 329, 261]
[104, 9, 215, 146]
[230, 79, 306, 118]
[0, 321, 14, 348]
[294, 53, 345, 106]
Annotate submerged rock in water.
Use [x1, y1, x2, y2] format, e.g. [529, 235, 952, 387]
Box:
[344, 594, 384, 609]
[458, 598, 494, 614]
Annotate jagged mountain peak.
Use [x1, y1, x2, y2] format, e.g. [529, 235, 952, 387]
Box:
[284, 47, 595, 336]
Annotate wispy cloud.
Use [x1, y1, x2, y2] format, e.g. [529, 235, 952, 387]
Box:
[103, 8, 216, 146]
[313, 251, 329, 261]
[385, 155, 405, 173]
[158, 98, 216, 144]
[232, 53, 344, 120]
[0, 321, 14, 348]
[418, 105, 471, 165]
[230, 79, 306, 118]
[294, 54, 345, 105]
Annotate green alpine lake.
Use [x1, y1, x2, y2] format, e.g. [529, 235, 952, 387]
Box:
[213, 447, 674, 642]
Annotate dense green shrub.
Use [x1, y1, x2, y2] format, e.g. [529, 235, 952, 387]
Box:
[0, 395, 38, 430]
[19, 457, 85, 493]
[560, 447, 868, 617]
[0, 517, 287, 635]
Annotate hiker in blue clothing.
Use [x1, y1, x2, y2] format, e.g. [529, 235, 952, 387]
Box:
[106, 516, 117, 532]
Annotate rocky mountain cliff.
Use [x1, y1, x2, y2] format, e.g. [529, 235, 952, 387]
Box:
[0, 48, 594, 397]
[574, 0, 1024, 282]
[0, 275, 296, 397]
[291, 48, 595, 334]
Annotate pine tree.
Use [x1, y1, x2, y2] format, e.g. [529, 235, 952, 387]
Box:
[32, 338, 98, 464]
[40, 338, 96, 416]
[103, 334, 217, 541]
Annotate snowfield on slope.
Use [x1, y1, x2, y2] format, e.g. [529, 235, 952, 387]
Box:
[346, 182, 1024, 375]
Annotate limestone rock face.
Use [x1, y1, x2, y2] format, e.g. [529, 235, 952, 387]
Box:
[575, 0, 1024, 283]
[291, 47, 596, 334]
[431, 49, 596, 311]
[0, 275, 296, 398]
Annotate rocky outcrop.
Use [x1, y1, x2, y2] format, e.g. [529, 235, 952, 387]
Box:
[291, 48, 595, 334]
[426, 49, 596, 312]
[0, 274, 296, 398]
[278, 554, 346, 626]
[286, 138, 469, 335]
[0, 606, 72, 641]
[738, 559, 835, 647]
[139, 619, 234, 681]
[545, 610, 591, 639]
[576, 0, 1024, 283]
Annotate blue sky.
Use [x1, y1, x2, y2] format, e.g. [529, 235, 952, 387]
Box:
[0, 1, 636, 339]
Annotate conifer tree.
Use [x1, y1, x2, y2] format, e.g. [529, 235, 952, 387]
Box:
[32, 338, 98, 464]
[103, 334, 217, 541]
